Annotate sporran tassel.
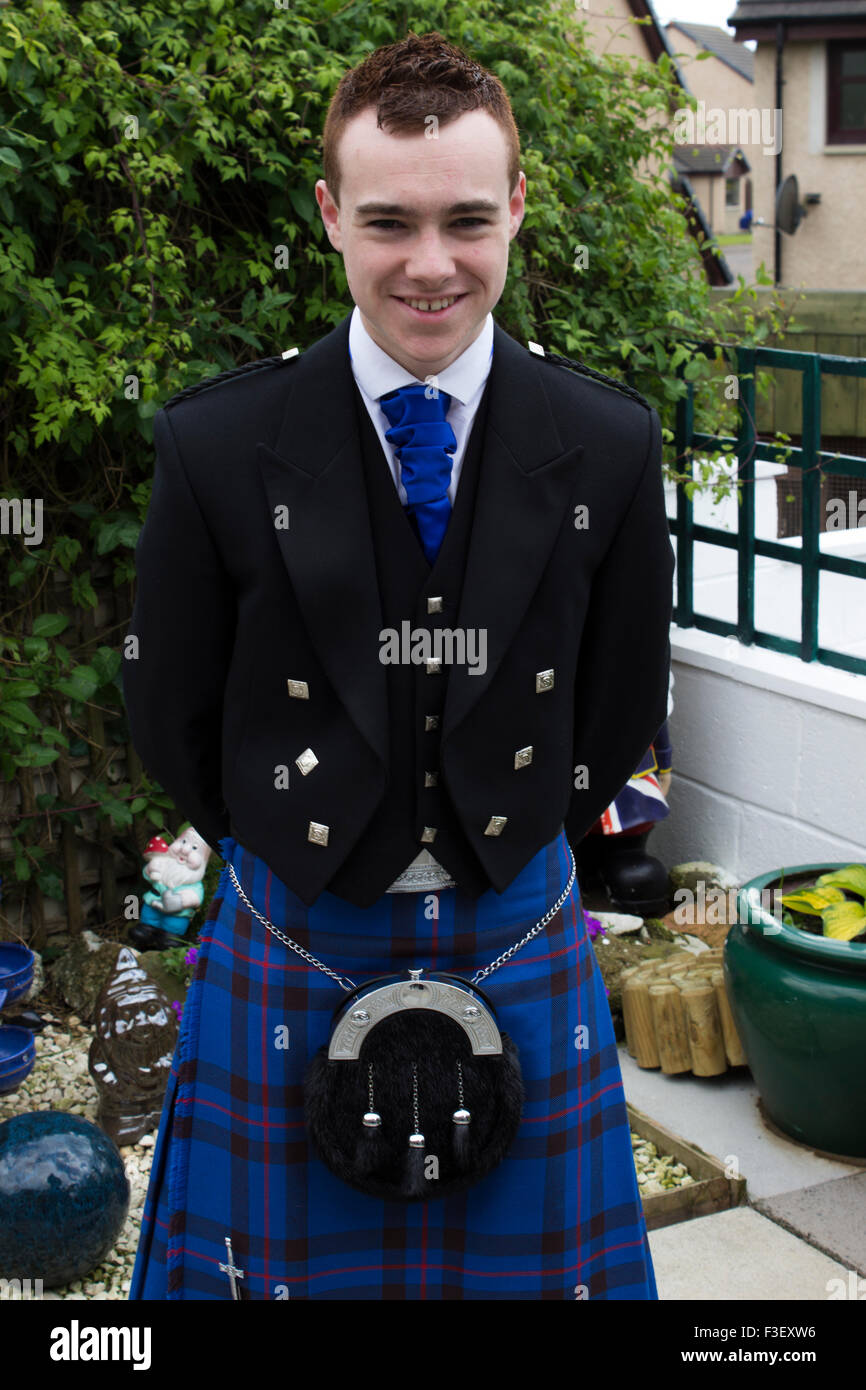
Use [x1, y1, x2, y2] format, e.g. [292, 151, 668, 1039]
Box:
[452, 1058, 472, 1169]
[403, 1062, 428, 1197]
[355, 1061, 383, 1176]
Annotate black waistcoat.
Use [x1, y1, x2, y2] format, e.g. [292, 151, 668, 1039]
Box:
[325, 379, 492, 903]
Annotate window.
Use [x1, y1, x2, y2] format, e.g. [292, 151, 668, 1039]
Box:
[725, 177, 739, 207]
[827, 41, 866, 144]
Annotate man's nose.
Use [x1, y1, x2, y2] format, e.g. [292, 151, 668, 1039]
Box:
[403, 230, 456, 286]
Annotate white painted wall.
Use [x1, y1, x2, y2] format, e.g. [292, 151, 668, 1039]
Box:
[651, 468, 866, 879]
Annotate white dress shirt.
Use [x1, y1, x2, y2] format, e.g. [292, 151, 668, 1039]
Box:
[347, 304, 495, 891]
[348, 303, 494, 506]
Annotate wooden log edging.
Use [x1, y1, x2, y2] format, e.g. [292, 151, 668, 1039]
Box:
[622, 950, 748, 1075]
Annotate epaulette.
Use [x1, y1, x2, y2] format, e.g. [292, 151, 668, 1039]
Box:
[527, 341, 651, 411]
[163, 347, 301, 410]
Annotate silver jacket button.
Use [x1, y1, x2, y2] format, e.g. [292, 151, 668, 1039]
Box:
[287, 678, 310, 699]
[308, 821, 329, 846]
[484, 816, 508, 836]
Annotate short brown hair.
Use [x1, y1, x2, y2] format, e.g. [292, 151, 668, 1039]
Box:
[321, 30, 521, 205]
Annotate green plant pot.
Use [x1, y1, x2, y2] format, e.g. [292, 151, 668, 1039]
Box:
[724, 862, 866, 1159]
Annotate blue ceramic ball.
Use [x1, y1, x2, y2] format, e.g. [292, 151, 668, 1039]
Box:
[0, 1112, 130, 1288]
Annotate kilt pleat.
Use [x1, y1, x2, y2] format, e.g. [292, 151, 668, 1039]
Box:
[128, 830, 657, 1301]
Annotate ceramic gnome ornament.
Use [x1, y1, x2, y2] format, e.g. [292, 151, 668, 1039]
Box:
[129, 826, 211, 951]
[88, 946, 179, 1146]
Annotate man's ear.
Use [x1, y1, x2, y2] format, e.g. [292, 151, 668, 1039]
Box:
[508, 171, 527, 241]
[315, 178, 343, 251]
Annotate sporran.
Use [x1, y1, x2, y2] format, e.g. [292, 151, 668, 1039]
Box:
[225, 849, 575, 1201]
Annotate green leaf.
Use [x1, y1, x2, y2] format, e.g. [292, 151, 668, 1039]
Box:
[822, 902, 866, 942]
[91, 646, 121, 684]
[94, 515, 142, 555]
[13, 855, 31, 882]
[35, 869, 64, 902]
[21, 637, 49, 660]
[56, 664, 100, 703]
[0, 699, 41, 728]
[2, 680, 41, 698]
[780, 887, 846, 914]
[31, 612, 69, 638]
[815, 866, 866, 902]
[287, 186, 315, 222]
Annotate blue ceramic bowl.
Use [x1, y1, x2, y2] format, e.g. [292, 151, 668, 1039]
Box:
[0, 1028, 36, 1095]
[0, 945, 34, 1009]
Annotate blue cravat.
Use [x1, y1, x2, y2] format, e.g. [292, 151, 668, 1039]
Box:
[379, 383, 457, 565]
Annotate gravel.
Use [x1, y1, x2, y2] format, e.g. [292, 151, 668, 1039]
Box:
[0, 1013, 154, 1301]
[632, 1132, 697, 1195]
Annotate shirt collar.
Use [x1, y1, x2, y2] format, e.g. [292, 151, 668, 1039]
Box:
[348, 303, 494, 406]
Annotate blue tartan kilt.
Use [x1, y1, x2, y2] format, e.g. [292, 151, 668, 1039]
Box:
[129, 828, 657, 1301]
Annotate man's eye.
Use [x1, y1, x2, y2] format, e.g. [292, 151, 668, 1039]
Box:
[366, 219, 490, 230]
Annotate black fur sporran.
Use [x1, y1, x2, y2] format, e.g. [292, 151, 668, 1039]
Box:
[304, 972, 524, 1201]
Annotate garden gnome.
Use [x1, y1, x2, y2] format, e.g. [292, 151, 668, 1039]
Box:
[128, 825, 211, 951]
[88, 946, 179, 1146]
[573, 672, 675, 915]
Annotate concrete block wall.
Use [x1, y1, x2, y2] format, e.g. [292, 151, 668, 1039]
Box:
[649, 627, 866, 883]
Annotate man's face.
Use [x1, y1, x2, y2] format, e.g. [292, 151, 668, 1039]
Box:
[315, 107, 525, 379]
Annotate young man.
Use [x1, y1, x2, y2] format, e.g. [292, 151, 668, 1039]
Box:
[124, 31, 674, 1300]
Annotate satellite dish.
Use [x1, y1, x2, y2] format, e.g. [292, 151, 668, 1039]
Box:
[748, 174, 808, 234]
[775, 174, 806, 235]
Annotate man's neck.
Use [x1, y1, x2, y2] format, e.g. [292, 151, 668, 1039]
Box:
[358, 310, 487, 379]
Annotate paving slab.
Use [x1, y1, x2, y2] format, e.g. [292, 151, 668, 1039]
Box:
[618, 1043, 863, 1199]
[648, 1207, 854, 1301]
[754, 1173, 866, 1277]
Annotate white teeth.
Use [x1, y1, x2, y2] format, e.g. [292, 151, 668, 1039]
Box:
[405, 296, 457, 312]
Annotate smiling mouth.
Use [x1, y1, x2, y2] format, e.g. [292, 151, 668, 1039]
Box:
[395, 293, 468, 314]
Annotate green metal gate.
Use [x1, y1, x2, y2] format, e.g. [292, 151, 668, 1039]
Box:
[672, 342, 866, 676]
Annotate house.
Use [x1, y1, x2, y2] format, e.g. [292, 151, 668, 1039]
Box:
[728, 0, 866, 288]
[665, 22, 760, 232]
[671, 143, 752, 235]
[580, 0, 735, 283]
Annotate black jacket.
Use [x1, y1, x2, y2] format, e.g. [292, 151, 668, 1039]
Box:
[122, 311, 675, 906]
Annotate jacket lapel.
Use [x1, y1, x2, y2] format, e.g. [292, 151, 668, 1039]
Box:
[255, 312, 584, 763]
[256, 314, 389, 767]
[442, 324, 584, 737]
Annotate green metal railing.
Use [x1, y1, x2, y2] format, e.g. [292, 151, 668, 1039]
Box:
[672, 342, 866, 677]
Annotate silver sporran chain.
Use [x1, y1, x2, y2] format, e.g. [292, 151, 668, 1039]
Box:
[224, 845, 576, 993]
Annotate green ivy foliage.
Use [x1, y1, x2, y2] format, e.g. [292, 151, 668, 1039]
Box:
[0, 0, 786, 915]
